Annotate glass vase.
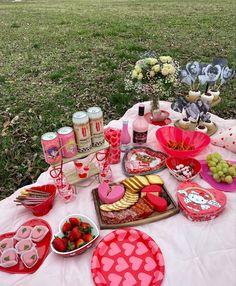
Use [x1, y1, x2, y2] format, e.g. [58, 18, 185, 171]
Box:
[150, 93, 161, 121]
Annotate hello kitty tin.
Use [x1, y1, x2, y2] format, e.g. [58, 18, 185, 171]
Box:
[177, 181, 227, 222]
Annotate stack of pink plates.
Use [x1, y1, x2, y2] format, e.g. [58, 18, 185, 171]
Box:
[176, 181, 227, 222]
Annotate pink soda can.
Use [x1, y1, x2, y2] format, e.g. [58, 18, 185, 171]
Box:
[41, 132, 62, 164]
[57, 126, 78, 158]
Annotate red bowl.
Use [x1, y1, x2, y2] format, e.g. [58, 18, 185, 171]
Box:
[166, 157, 201, 181]
[23, 184, 56, 216]
[156, 126, 210, 157]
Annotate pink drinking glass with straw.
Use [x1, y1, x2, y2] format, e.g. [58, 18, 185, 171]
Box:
[96, 150, 113, 184]
[50, 165, 76, 203]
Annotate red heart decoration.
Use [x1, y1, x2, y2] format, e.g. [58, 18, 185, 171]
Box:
[0, 219, 52, 274]
[79, 173, 88, 179]
[177, 181, 227, 221]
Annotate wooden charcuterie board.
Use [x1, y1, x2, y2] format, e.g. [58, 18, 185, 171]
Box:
[92, 180, 179, 229]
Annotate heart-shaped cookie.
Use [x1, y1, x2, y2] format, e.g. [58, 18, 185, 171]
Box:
[98, 183, 125, 204]
[177, 181, 227, 221]
[0, 219, 52, 274]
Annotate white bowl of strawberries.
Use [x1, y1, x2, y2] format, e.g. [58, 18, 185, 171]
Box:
[50, 214, 99, 257]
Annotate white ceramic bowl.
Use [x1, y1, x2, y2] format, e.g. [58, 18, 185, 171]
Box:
[50, 214, 99, 257]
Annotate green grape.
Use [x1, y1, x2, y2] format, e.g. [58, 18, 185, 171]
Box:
[209, 162, 216, 167]
[207, 154, 212, 161]
[215, 153, 222, 160]
[222, 163, 228, 168]
[218, 171, 223, 177]
[222, 167, 228, 174]
[213, 173, 220, 180]
[225, 176, 233, 184]
[216, 165, 222, 172]
[228, 167, 235, 176]
[212, 157, 219, 163]
[210, 167, 217, 173]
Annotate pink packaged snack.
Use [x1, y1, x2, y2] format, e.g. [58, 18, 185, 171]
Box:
[15, 239, 34, 255]
[14, 226, 33, 241]
[0, 238, 14, 253]
[0, 248, 18, 268]
[21, 247, 39, 268]
[31, 225, 49, 242]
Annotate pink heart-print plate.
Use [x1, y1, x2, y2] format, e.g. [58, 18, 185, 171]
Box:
[0, 219, 52, 274]
[91, 228, 165, 286]
[122, 146, 167, 176]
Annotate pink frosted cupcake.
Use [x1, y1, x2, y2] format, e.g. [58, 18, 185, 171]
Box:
[0, 238, 14, 253]
[31, 225, 49, 242]
[21, 247, 39, 268]
[0, 248, 18, 268]
[15, 239, 35, 255]
[14, 226, 33, 241]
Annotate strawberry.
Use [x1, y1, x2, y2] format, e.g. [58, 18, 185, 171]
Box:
[68, 226, 82, 241]
[62, 221, 72, 234]
[83, 233, 93, 243]
[75, 238, 85, 248]
[69, 217, 81, 226]
[62, 237, 68, 248]
[67, 241, 75, 251]
[79, 222, 92, 234]
[52, 237, 66, 252]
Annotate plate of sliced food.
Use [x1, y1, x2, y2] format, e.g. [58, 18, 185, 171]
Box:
[92, 174, 179, 229]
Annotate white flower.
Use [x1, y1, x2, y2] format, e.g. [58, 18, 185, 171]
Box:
[159, 56, 168, 63]
[132, 70, 138, 79]
[161, 68, 169, 76]
[137, 73, 143, 80]
[135, 65, 142, 73]
[152, 64, 161, 72]
[149, 71, 155, 77]
[148, 58, 158, 65]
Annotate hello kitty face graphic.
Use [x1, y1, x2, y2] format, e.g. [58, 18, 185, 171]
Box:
[188, 193, 208, 205]
[178, 188, 221, 211]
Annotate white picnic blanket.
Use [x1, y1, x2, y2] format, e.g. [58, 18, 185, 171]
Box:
[0, 101, 235, 286]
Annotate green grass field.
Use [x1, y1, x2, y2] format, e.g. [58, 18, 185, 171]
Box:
[0, 0, 235, 199]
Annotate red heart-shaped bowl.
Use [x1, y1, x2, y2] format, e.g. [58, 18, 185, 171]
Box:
[166, 157, 201, 181]
[23, 185, 56, 217]
[156, 126, 210, 157]
[0, 219, 52, 274]
[50, 214, 99, 257]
